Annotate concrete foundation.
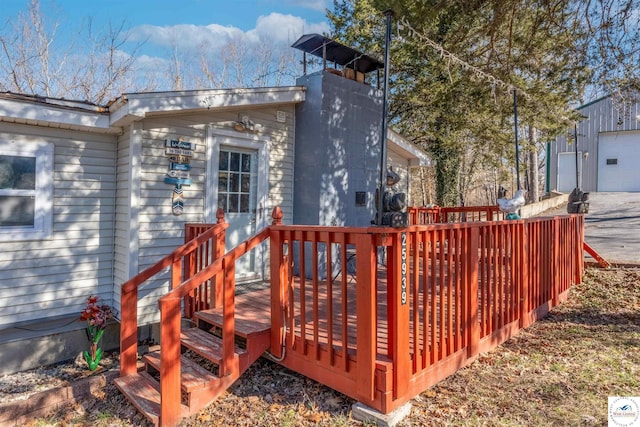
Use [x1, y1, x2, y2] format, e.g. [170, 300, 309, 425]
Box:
[351, 402, 412, 427]
[0, 316, 123, 375]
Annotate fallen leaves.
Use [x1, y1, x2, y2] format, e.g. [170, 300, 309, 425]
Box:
[23, 266, 640, 427]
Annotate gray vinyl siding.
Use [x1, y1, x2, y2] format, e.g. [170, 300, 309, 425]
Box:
[112, 126, 133, 319]
[551, 96, 640, 192]
[127, 106, 295, 327]
[0, 122, 116, 327]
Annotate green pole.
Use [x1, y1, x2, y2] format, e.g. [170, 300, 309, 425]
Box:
[545, 141, 550, 194]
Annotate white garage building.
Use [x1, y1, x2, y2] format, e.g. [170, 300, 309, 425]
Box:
[550, 94, 640, 193]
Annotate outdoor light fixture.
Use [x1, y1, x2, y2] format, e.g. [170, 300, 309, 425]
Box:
[583, 151, 589, 159]
[233, 114, 261, 132]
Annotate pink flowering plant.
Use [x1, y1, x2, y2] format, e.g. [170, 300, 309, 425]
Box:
[79, 296, 113, 371]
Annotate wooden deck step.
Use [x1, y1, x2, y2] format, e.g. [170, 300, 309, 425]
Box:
[180, 327, 247, 365]
[194, 310, 271, 338]
[114, 371, 189, 426]
[143, 351, 220, 393]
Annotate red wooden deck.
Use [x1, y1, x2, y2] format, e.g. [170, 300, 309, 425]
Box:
[117, 206, 584, 426]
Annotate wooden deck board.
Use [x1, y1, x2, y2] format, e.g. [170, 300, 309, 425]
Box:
[220, 260, 517, 365]
[180, 328, 246, 364]
[143, 351, 219, 393]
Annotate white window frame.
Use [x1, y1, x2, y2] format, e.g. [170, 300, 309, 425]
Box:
[0, 141, 53, 241]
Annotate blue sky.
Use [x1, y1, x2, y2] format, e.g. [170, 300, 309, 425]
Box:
[1, 0, 332, 90]
[1, 0, 331, 50]
[1, 0, 330, 32]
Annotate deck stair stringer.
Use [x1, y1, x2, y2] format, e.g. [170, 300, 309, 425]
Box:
[114, 314, 271, 426]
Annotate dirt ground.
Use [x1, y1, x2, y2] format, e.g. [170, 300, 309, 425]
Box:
[27, 266, 640, 427]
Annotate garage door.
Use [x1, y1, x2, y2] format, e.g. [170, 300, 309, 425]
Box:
[598, 132, 640, 191]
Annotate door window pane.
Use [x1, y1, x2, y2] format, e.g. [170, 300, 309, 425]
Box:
[218, 172, 229, 191]
[229, 172, 239, 192]
[218, 151, 229, 171]
[240, 194, 249, 213]
[230, 152, 240, 171]
[229, 194, 239, 212]
[241, 175, 250, 192]
[217, 193, 227, 212]
[241, 153, 251, 172]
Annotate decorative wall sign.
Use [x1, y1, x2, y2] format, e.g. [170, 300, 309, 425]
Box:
[164, 176, 193, 186]
[164, 138, 195, 215]
[165, 147, 194, 157]
[167, 155, 191, 164]
[172, 186, 184, 215]
[166, 170, 190, 179]
[169, 163, 191, 171]
[165, 139, 196, 150]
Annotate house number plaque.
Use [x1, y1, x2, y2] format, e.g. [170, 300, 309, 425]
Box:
[401, 232, 407, 305]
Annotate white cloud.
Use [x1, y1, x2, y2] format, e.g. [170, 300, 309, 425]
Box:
[281, 0, 328, 12]
[123, 13, 330, 89]
[129, 13, 329, 52]
[249, 12, 330, 44]
[129, 23, 245, 51]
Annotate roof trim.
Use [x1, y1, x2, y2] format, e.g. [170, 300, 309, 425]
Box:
[387, 129, 430, 166]
[0, 92, 114, 132]
[577, 94, 611, 110]
[109, 86, 306, 127]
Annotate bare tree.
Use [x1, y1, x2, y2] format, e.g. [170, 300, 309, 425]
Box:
[0, 0, 144, 104]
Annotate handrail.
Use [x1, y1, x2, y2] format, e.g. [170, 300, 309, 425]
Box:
[119, 211, 228, 377]
[408, 205, 504, 224]
[121, 223, 229, 294]
[154, 207, 282, 426]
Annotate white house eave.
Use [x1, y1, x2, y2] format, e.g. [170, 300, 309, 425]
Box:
[109, 86, 306, 125]
[387, 129, 430, 166]
[0, 96, 115, 133]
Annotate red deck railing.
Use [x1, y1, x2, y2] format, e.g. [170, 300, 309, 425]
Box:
[119, 209, 228, 380]
[267, 211, 584, 413]
[408, 205, 505, 224]
[118, 203, 584, 423]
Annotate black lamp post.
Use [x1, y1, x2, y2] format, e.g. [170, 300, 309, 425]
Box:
[376, 9, 393, 226]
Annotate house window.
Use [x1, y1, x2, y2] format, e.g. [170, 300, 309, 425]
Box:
[0, 142, 53, 240]
[217, 149, 256, 213]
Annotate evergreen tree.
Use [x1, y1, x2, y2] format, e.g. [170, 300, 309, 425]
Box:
[328, 0, 592, 205]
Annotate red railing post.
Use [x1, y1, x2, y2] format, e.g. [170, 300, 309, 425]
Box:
[120, 285, 138, 376]
[519, 221, 531, 328]
[159, 296, 182, 427]
[465, 226, 480, 359]
[270, 207, 285, 359]
[171, 256, 181, 290]
[213, 209, 226, 308]
[388, 231, 411, 399]
[355, 232, 377, 401]
[552, 218, 560, 306]
[183, 224, 196, 318]
[221, 256, 235, 376]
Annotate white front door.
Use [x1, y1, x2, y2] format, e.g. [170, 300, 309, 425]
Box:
[218, 148, 257, 277]
[207, 128, 270, 281]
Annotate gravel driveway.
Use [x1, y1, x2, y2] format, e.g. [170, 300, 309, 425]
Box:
[582, 192, 640, 264]
[543, 192, 640, 265]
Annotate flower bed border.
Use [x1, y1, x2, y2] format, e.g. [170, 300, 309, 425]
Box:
[0, 368, 119, 426]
